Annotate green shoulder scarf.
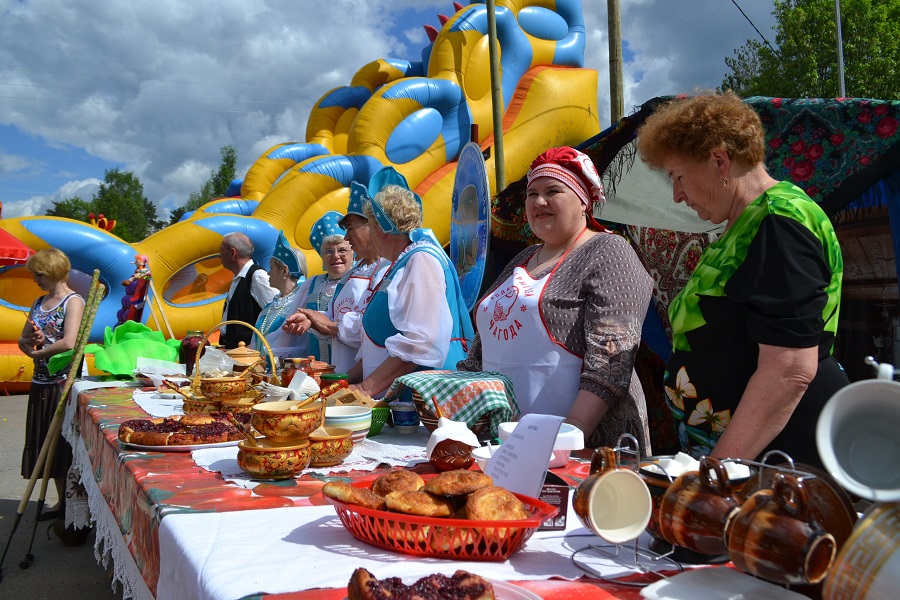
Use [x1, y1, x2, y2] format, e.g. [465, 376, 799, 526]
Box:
[668, 181, 843, 352]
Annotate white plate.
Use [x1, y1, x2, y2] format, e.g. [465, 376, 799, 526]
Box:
[342, 579, 538, 600]
[122, 439, 241, 453]
[491, 581, 541, 600]
[153, 392, 182, 399]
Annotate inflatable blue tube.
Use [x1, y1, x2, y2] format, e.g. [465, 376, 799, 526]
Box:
[195, 199, 260, 217]
[225, 179, 243, 197]
[318, 86, 372, 110]
[381, 78, 472, 164]
[190, 215, 280, 268]
[16, 219, 139, 341]
[297, 154, 385, 187]
[266, 142, 330, 162]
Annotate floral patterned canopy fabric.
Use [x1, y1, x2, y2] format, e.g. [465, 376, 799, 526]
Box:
[492, 96, 900, 333]
[490, 97, 900, 456]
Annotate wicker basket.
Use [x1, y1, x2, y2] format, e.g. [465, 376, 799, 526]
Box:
[325, 475, 557, 560]
[367, 406, 391, 436]
[192, 320, 280, 388]
[412, 392, 491, 436]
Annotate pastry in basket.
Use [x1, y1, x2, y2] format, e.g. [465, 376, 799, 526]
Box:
[422, 469, 492, 497]
[372, 469, 425, 497]
[326, 387, 376, 408]
[347, 568, 495, 600]
[383, 490, 457, 518]
[118, 412, 244, 446]
[465, 486, 529, 521]
[322, 481, 386, 511]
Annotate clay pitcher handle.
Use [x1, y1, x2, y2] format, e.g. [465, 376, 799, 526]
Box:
[589, 446, 618, 475]
[700, 456, 733, 497]
[773, 473, 809, 520]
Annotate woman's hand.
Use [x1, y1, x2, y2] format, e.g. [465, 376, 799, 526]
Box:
[282, 311, 312, 335]
[22, 322, 44, 346]
[355, 356, 419, 398]
[297, 309, 338, 337]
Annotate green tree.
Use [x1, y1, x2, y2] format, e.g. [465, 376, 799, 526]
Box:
[92, 168, 160, 242]
[43, 170, 160, 241]
[46, 196, 92, 222]
[723, 0, 900, 99]
[169, 145, 238, 225]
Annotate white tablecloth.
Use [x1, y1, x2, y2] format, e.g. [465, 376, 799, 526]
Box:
[62, 379, 154, 600]
[156, 495, 637, 600]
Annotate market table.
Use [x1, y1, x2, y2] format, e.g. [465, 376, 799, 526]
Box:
[61, 381, 672, 600]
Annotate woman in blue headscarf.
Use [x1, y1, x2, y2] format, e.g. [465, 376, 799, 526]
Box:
[286, 212, 354, 363]
[343, 167, 474, 397]
[286, 181, 391, 373]
[250, 231, 307, 359]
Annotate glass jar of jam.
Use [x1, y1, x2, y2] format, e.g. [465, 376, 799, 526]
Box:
[180, 330, 206, 376]
[319, 372, 348, 391]
[280, 357, 312, 388]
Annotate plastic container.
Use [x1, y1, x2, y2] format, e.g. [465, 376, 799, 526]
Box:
[367, 406, 391, 437]
[497, 422, 585, 468]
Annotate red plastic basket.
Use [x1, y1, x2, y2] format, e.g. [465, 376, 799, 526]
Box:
[325, 478, 558, 561]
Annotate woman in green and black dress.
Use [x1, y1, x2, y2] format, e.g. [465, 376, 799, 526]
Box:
[636, 92, 848, 469]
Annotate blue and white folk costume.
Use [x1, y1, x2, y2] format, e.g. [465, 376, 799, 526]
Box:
[340, 168, 474, 389]
[324, 257, 391, 373]
[251, 231, 306, 359]
[290, 211, 348, 363]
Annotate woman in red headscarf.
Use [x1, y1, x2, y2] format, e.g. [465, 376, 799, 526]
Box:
[459, 147, 653, 451]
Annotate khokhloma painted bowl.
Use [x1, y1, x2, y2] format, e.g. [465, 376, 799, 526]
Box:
[199, 375, 248, 400]
[237, 439, 310, 479]
[250, 400, 325, 442]
[308, 427, 354, 467]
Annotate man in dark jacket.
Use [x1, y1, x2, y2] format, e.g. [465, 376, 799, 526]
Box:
[218, 232, 276, 348]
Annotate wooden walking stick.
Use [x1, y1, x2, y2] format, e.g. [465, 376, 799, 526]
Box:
[0, 271, 103, 580]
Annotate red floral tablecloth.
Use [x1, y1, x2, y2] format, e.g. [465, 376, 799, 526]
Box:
[71, 386, 661, 599]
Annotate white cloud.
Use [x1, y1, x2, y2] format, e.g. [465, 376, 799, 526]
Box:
[583, 1, 776, 126]
[0, 152, 39, 174]
[0, 0, 418, 214]
[2, 178, 101, 219]
[0, 0, 775, 216]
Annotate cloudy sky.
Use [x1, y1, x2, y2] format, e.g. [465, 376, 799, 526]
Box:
[0, 0, 777, 220]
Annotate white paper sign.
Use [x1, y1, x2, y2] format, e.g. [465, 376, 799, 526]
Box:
[484, 413, 564, 497]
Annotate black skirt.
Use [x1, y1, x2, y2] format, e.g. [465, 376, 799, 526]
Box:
[21, 381, 72, 480]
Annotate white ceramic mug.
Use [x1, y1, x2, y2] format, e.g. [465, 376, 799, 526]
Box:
[816, 362, 900, 502]
[572, 447, 652, 544]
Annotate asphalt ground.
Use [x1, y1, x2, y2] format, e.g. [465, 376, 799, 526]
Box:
[0, 394, 118, 600]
